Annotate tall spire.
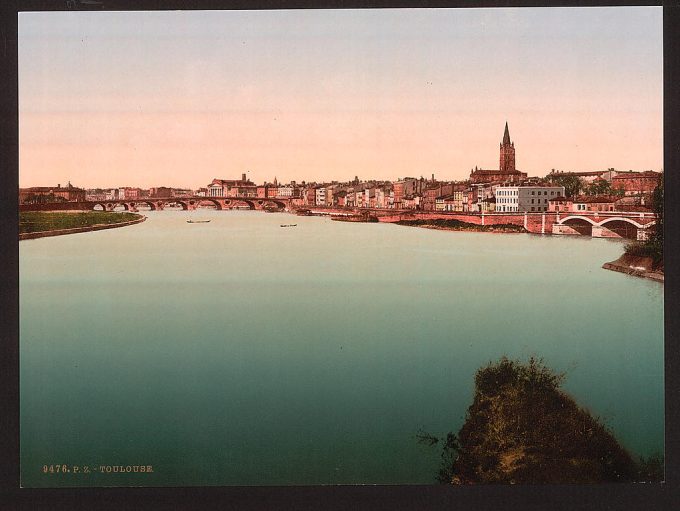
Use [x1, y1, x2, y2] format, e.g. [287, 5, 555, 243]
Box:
[499, 121, 516, 173]
[502, 121, 511, 145]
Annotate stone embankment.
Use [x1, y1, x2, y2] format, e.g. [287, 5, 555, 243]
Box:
[602, 254, 664, 283]
[19, 215, 146, 240]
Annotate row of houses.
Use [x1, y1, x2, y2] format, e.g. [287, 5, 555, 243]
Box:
[548, 169, 661, 196]
[291, 168, 660, 212]
[82, 187, 196, 202]
[19, 182, 87, 204]
[20, 169, 660, 212]
[204, 175, 301, 199]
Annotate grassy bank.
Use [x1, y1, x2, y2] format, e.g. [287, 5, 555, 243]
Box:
[396, 218, 526, 233]
[420, 357, 662, 484]
[20, 211, 142, 234]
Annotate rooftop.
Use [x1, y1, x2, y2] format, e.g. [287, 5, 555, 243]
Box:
[572, 195, 620, 203]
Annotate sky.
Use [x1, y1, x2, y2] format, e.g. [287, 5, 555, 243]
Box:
[19, 7, 663, 189]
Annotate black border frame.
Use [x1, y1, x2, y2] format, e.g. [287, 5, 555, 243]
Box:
[1, 1, 678, 509]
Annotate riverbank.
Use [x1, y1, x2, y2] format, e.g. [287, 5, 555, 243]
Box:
[602, 253, 664, 283]
[19, 211, 146, 240]
[395, 218, 526, 234]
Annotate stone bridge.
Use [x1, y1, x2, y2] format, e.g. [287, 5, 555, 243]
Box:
[352, 209, 655, 240]
[551, 213, 656, 240]
[20, 196, 293, 212]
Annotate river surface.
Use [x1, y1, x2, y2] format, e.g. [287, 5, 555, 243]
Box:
[19, 210, 664, 487]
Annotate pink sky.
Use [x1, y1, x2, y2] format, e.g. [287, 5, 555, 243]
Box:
[19, 8, 663, 189]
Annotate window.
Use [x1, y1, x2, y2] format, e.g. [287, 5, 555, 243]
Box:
[531, 207, 535, 211]
[531, 191, 535, 195]
[531, 199, 534, 204]
[550, 191, 554, 195]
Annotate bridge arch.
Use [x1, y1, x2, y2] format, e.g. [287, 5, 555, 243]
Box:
[598, 216, 652, 229]
[126, 201, 160, 211]
[560, 216, 594, 236]
[192, 198, 223, 210]
[597, 219, 651, 240]
[558, 215, 598, 226]
[224, 199, 255, 210]
[157, 199, 188, 210]
[261, 199, 287, 210]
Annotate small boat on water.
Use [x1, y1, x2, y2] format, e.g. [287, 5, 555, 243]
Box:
[187, 219, 211, 224]
[280, 224, 297, 228]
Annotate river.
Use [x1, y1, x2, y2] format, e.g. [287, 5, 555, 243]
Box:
[19, 210, 664, 487]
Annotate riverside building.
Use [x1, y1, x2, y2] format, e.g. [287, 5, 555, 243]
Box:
[494, 185, 565, 213]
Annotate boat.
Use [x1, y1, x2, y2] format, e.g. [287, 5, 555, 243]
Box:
[186, 219, 211, 223]
[280, 224, 297, 228]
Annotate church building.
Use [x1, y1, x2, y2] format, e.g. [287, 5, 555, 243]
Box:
[469, 122, 528, 184]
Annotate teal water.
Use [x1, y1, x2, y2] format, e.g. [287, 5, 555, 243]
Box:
[20, 210, 664, 487]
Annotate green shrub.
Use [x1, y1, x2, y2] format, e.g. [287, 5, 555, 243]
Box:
[424, 357, 662, 484]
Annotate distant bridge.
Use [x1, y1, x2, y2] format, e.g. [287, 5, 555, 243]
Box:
[20, 196, 293, 212]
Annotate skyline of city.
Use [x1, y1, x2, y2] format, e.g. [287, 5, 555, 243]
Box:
[19, 7, 662, 188]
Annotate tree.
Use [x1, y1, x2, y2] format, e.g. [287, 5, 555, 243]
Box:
[625, 173, 663, 266]
[423, 357, 660, 484]
[545, 173, 581, 198]
[583, 179, 614, 196]
[649, 172, 663, 259]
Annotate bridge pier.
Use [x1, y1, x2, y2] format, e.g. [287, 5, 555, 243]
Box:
[552, 224, 581, 236]
[637, 227, 652, 241]
[592, 225, 620, 238]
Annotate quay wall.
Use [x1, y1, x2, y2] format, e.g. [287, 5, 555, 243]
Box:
[374, 211, 559, 234]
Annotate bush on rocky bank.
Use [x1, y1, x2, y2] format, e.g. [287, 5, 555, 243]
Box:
[420, 357, 663, 484]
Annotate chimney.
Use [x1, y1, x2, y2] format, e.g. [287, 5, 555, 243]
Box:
[57, 183, 60, 188]
[432, 173, 435, 182]
[242, 173, 246, 182]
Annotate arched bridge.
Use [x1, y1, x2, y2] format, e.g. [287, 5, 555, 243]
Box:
[552, 212, 656, 240]
[20, 196, 293, 213]
[306, 207, 657, 240]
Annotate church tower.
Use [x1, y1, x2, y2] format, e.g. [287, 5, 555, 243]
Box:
[499, 122, 516, 173]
